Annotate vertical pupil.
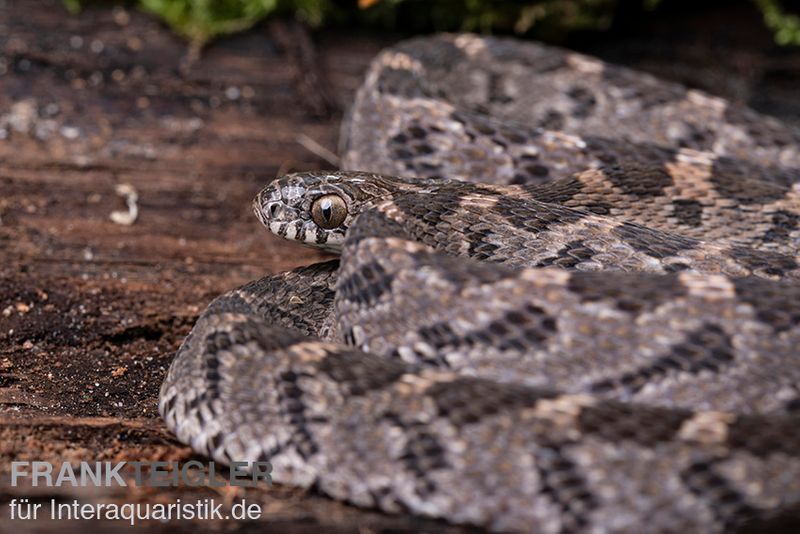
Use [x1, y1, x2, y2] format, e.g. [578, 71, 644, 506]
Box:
[321, 199, 333, 220]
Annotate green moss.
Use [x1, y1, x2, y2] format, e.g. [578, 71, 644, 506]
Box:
[64, 0, 330, 45]
[62, 0, 82, 14]
[63, 0, 800, 47]
[755, 0, 800, 45]
[136, 0, 329, 44]
[357, 0, 620, 37]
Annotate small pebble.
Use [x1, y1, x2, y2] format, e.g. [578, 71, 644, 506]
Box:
[60, 126, 80, 140]
[126, 37, 143, 51]
[225, 86, 241, 101]
[113, 7, 131, 26]
[111, 366, 128, 378]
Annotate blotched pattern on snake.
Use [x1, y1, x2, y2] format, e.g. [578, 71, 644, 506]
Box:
[160, 34, 800, 532]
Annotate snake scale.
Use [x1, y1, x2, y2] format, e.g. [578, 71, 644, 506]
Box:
[160, 35, 800, 531]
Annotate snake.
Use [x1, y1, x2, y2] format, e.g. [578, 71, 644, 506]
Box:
[159, 35, 800, 531]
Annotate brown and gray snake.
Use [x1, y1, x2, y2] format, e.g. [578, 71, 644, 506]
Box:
[159, 34, 800, 532]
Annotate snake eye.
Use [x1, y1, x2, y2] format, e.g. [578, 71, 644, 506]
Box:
[311, 194, 347, 229]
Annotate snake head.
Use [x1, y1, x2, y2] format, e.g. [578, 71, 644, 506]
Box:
[254, 171, 402, 253]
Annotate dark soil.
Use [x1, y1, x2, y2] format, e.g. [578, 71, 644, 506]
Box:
[0, 0, 797, 531]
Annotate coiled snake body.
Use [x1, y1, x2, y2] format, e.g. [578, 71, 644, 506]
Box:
[160, 35, 800, 531]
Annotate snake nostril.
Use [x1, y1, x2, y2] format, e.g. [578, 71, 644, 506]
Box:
[269, 203, 280, 218]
